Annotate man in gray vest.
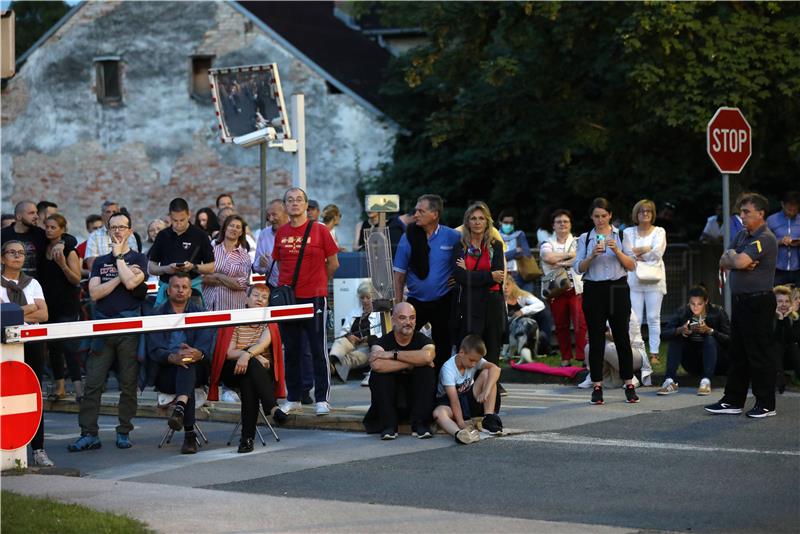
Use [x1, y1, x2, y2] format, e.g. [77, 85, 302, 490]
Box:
[705, 192, 778, 418]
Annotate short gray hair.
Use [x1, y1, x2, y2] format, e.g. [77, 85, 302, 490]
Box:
[357, 280, 374, 298]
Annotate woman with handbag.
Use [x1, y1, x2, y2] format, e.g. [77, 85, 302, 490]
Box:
[540, 209, 587, 367]
[498, 209, 537, 291]
[623, 199, 667, 382]
[574, 198, 638, 405]
[452, 202, 506, 366]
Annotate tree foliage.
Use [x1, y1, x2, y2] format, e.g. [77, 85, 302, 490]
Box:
[10, 1, 70, 59]
[357, 1, 800, 235]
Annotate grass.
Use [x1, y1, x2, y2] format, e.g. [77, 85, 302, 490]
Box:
[0, 491, 153, 534]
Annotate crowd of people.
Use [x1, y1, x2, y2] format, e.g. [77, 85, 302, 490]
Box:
[1, 188, 798, 465]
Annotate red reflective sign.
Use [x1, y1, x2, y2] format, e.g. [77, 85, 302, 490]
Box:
[0, 361, 42, 451]
[707, 107, 752, 174]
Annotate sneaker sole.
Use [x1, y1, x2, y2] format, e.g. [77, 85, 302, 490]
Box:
[746, 411, 776, 419]
[657, 390, 677, 395]
[705, 407, 742, 414]
[381, 434, 397, 440]
[590, 400, 604, 405]
[412, 432, 432, 439]
[626, 399, 640, 404]
[482, 429, 503, 436]
[697, 390, 711, 396]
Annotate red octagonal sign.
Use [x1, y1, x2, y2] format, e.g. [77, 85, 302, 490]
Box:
[707, 107, 752, 174]
[1, 360, 42, 451]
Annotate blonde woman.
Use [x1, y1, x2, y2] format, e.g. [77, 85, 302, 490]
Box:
[774, 285, 800, 393]
[452, 202, 506, 365]
[623, 199, 666, 383]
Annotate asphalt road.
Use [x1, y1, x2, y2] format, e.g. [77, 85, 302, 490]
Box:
[6, 384, 799, 533]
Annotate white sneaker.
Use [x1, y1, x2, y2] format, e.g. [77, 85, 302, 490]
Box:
[315, 401, 331, 416]
[220, 388, 241, 403]
[577, 373, 593, 389]
[697, 378, 712, 396]
[361, 371, 371, 387]
[32, 449, 54, 467]
[280, 400, 302, 414]
[657, 378, 678, 395]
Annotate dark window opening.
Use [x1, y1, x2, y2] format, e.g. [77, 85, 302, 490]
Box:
[191, 55, 214, 101]
[95, 58, 121, 104]
[325, 81, 343, 95]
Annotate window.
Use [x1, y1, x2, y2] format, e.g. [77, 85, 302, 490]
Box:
[191, 55, 214, 101]
[94, 56, 122, 104]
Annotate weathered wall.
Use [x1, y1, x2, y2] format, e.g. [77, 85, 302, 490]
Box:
[1, 1, 395, 247]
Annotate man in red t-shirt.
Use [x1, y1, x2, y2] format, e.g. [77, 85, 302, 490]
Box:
[274, 187, 339, 415]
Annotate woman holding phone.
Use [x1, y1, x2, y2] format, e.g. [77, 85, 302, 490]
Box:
[573, 198, 638, 405]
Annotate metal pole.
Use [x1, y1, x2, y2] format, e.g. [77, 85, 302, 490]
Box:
[722, 173, 731, 315]
[291, 94, 306, 190]
[260, 141, 267, 231]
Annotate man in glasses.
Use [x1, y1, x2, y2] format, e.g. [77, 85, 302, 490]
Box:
[85, 200, 140, 270]
[69, 211, 149, 452]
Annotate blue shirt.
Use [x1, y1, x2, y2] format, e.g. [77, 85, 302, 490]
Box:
[393, 225, 460, 301]
[767, 211, 800, 272]
[573, 228, 632, 282]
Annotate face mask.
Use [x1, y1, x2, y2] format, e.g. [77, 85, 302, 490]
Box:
[501, 223, 514, 234]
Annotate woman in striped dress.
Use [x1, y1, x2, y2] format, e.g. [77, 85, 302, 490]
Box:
[202, 214, 251, 311]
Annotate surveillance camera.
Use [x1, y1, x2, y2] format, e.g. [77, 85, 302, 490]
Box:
[233, 127, 277, 148]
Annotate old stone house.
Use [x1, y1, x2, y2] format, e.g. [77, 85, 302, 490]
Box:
[1, 1, 398, 249]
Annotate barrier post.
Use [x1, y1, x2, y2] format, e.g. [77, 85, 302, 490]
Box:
[1, 303, 31, 470]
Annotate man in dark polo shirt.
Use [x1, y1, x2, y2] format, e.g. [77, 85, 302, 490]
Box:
[363, 302, 437, 440]
[706, 192, 779, 418]
[148, 198, 215, 306]
[69, 212, 148, 452]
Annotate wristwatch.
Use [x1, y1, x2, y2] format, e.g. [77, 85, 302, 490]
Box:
[393, 350, 398, 360]
[115, 253, 125, 260]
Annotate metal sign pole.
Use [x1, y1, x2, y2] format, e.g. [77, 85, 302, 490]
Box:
[260, 142, 268, 231]
[291, 94, 307, 190]
[722, 173, 731, 315]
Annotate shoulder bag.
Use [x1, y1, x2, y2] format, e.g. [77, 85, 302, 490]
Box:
[269, 221, 314, 307]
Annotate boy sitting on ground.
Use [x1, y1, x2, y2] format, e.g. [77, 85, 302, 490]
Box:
[433, 335, 503, 444]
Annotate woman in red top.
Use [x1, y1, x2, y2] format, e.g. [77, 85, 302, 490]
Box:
[452, 202, 506, 365]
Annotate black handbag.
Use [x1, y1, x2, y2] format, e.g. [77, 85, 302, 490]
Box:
[268, 220, 314, 307]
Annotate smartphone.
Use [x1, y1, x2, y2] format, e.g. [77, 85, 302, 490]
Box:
[596, 234, 606, 251]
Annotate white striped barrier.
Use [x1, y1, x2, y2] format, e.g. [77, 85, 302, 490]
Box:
[3, 303, 313, 344]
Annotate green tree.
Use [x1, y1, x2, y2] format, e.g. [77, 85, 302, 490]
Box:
[10, 0, 70, 59]
[358, 2, 800, 235]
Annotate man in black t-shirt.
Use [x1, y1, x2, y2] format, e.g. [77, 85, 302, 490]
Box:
[1, 201, 48, 278]
[362, 302, 437, 440]
[147, 198, 215, 306]
[69, 212, 148, 453]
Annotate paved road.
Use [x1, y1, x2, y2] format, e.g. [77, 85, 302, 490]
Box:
[4, 383, 799, 533]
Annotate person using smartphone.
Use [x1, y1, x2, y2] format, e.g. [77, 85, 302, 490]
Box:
[659, 285, 731, 396]
[767, 191, 800, 288]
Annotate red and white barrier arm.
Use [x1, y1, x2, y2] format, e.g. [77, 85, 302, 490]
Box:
[3, 303, 313, 344]
[145, 273, 268, 294]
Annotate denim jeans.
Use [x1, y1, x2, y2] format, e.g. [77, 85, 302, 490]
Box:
[665, 335, 718, 381]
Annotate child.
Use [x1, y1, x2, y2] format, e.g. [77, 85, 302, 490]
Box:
[433, 335, 503, 444]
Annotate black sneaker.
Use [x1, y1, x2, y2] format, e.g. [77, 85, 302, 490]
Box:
[168, 405, 185, 431]
[591, 385, 604, 405]
[380, 428, 398, 440]
[481, 414, 503, 435]
[411, 424, 432, 439]
[301, 392, 314, 405]
[746, 405, 776, 418]
[237, 437, 254, 453]
[704, 401, 743, 415]
[272, 408, 288, 426]
[624, 384, 639, 404]
[181, 432, 198, 454]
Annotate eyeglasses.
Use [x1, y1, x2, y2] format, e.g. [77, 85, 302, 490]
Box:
[3, 250, 25, 257]
[285, 197, 306, 204]
[638, 209, 653, 214]
[109, 225, 130, 232]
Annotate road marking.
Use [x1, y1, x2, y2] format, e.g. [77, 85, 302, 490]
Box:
[506, 432, 800, 457]
[500, 405, 549, 410]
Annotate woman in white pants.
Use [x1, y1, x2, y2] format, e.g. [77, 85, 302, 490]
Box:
[623, 199, 667, 384]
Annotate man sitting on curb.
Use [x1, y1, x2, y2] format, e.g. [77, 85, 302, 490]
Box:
[659, 285, 730, 396]
[434, 335, 503, 444]
[362, 302, 436, 440]
[147, 273, 214, 454]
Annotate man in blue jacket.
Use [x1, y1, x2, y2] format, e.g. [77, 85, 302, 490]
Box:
[147, 273, 214, 454]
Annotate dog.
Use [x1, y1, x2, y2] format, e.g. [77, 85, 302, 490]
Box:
[509, 316, 539, 363]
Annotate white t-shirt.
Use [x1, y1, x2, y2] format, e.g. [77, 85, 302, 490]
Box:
[0, 276, 45, 324]
[437, 354, 486, 397]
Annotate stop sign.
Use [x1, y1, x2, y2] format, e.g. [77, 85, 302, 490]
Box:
[0, 360, 42, 451]
[707, 107, 752, 174]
